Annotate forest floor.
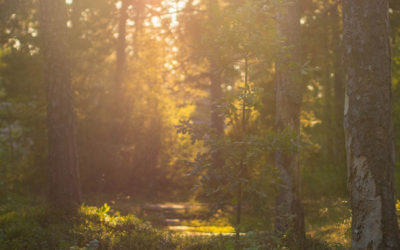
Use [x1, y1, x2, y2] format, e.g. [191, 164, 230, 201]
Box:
[0, 193, 354, 249]
[85, 194, 351, 247]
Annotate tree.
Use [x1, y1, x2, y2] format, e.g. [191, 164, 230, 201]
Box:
[274, 0, 305, 244]
[111, 0, 129, 171]
[40, 0, 81, 207]
[207, 0, 225, 170]
[343, 0, 400, 248]
[115, 0, 128, 94]
[331, 5, 345, 165]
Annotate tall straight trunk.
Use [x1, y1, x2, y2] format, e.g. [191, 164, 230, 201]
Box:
[322, 17, 334, 160]
[133, 0, 145, 58]
[208, 0, 224, 168]
[40, 0, 81, 208]
[210, 62, 224, 164]
[115, 0, 128, 92]
[331, 6, 345, 165]
[112, 0, 129, 148]
[343, 0, 400, 249]
[274, 0, 305, 244]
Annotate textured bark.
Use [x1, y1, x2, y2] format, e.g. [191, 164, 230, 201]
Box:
[343, 0, 400, 249]
[40, 0, 81, 207]
[274, 0, 305, 244]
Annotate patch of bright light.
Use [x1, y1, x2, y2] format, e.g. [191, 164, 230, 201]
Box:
[115, 1, 122, 9]
[152, 16, 161, 28]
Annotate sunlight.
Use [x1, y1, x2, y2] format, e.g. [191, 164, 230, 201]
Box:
[165, 0, 187, 27]
[115, 1, 122, 10]
[151, 16, 162, 28]
[2, 0, 398, 248]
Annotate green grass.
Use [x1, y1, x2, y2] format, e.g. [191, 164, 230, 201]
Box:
[304, 198, 351, 248]
[0, 196, 175, 249]
[0, 194, 357, 249]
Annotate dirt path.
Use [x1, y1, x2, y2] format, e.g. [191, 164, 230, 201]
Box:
[139, 203, 235, 235]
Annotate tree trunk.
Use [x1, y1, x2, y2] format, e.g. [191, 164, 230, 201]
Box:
[210, 62, 224, 166]
[208, 0, 224, 169]
[343, 0, 400, 249]
[40, 0, 81, 208]
[274, 0, 305, 244]
[115, 0, 128, 96]
[331, 6, 345, 165]
[109, 0, 130, 154]
[133, 0, 145, 58]
[322, 19, 334, 161]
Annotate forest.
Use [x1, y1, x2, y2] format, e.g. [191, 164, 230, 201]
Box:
[1, 0, 400, 249]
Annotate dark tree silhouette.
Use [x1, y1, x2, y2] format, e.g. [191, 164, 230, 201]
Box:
[40, 0, 81, 208]
[274, 0, 305, 244]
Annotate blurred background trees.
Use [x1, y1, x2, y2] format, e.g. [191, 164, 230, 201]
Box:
[1, 0, 400, 244]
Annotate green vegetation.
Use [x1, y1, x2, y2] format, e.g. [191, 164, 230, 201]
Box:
[0, 197, 172, 249]
[1, 0, 400, 248]
[0, 195, 350, 249]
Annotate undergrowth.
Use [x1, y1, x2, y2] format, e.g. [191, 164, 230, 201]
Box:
[0, 195, 348, 249]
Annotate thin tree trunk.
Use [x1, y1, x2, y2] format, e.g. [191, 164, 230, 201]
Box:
[115, 0, 128, 91]
[210, 63, 224, 165]
[112, 0, 129, 150]
[274, 0, 305, 244]
[235, 57, 249, 249]
[40, 0, 81, 208]
[208, 0, 224, 169]
[322, 22, 334, 161]
[331, 6, 345, 165]
[343, 0, 400, 249]
[133, 0, 145, 58]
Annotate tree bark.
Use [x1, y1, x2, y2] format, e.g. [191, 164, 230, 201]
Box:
[40, 0, 81, 208]
[343, 0, 400, 249]
[207, 0, 224, 169]
[274, 0, 305, 244]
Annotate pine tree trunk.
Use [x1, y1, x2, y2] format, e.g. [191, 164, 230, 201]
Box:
[208, 0, 224, 169]
[322, 23, 334, 161]
[210, 63, 224, 166]
[274, 0, 305, 244]
[343, 0, 400, 249]
[112, 0, 128, 146]
[40, 0, 81, 208]
[331, 6, 345, 165]
[115, 0, 128, 92]
[133, 0, 145, 57]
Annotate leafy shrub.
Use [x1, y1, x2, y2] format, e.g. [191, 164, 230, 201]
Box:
[0, 196, 350, 249]
[0, 198, 176, 250]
